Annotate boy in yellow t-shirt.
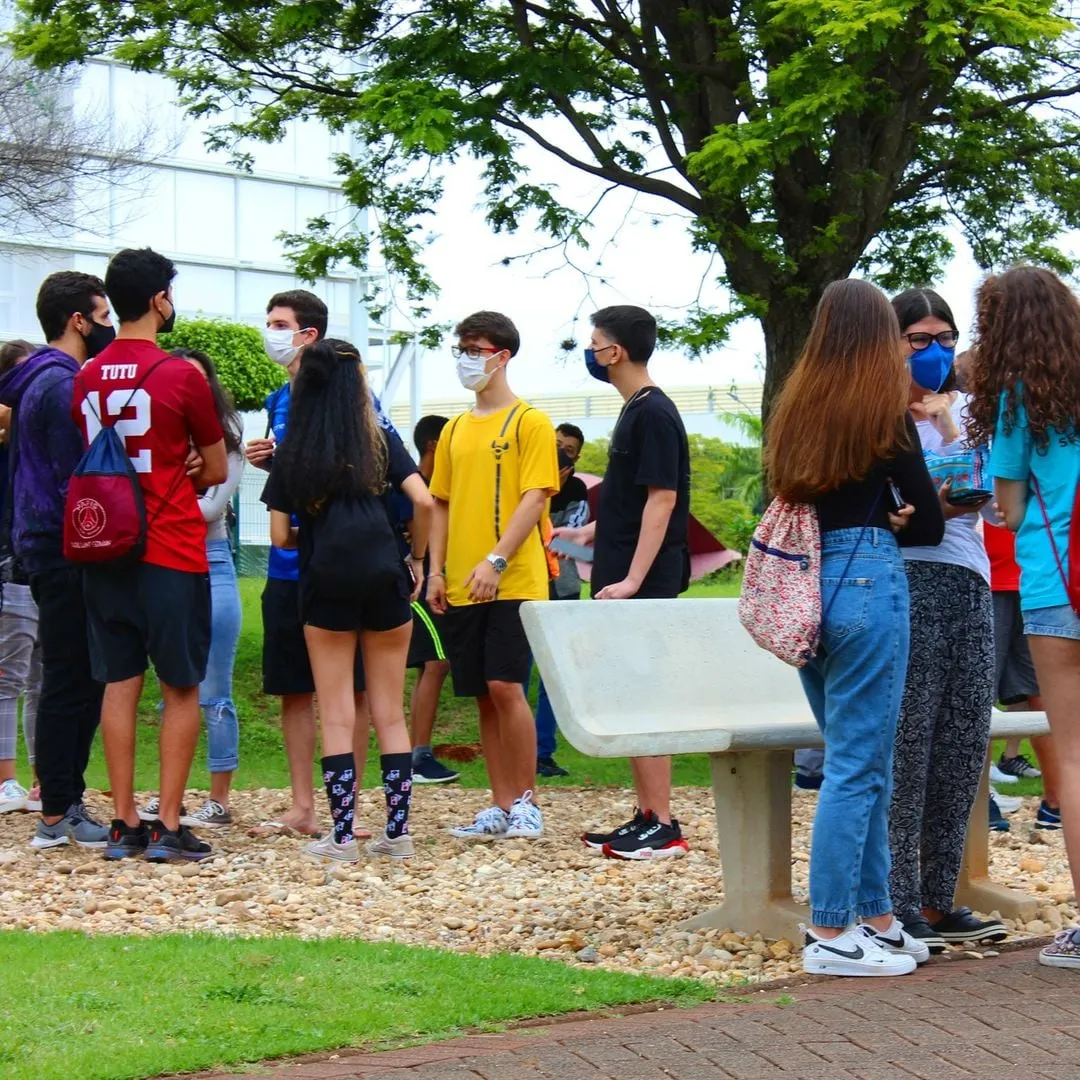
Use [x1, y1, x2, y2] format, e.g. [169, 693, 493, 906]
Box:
[428, 311, 559, 840]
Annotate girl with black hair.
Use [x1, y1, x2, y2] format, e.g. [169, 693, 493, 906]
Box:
[263, 338, 432, 860]
[886, 289, 1003, 954]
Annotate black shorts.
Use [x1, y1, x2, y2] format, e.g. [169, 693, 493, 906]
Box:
[261, 577, 367, 696]
[407, 599, 449, 669]
[300, 571, 412, 636]
[442, 599, 532, 697]
[84, 562, 210, 689]
[993, 590, 1040, 704]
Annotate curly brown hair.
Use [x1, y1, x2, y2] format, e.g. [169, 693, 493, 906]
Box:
[968, 266, 1080, 450]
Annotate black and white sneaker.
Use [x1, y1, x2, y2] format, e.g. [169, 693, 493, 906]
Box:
[901, 916, 948, 955]
[145, 821, 213, 863]
[180, 800, 232, 829]
[864, 917, 931, 964]
[998, 753, 1041, 779]
[602, 811, 689, 860]
[582, 809, 645, 850]
[803, 924, 917, 977]
[931, 907, 1007, 944]
[412, 752, 460, 784]
[137, 797, 190, 823]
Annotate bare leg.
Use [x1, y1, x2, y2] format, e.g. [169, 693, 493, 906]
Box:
[209, 771, 233, 807]
[280, 693, 318, 832]
[476, 695, 510, 808]
[630, 756, 673, 824]
[102, 676, 143, 828]
[487, 680, 537, 806]
[158, 682, 202, 833]
[360, 624, 412, 756]
[353, 691, 370, 780]
[304, 629, 357, 758]
[410, 660, 450, 747]
[0, 759, 14, 784]
[1003, 737, 1022, 760]
[1028, 636, 1080, 900]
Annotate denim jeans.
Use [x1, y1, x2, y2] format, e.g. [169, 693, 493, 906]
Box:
[200, 540, 241, 773]
[798, 528, 911, 928]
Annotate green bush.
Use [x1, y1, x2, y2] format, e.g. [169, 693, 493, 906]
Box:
[160, 318, 285, 411]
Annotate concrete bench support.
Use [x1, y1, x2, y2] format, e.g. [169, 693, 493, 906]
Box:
[682, 750, 806, 942]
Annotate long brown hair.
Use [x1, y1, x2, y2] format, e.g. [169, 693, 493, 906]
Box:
[968, 266, 1080, 450]
[766, 279, 910, 502]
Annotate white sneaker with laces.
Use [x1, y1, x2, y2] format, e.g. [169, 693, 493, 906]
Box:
[990, 787, 1024, 815]
[989, 762, 1018, 785]
[863, 917, 931, 965]
[802, 924, 917, 977]
[137, 797, 160, 822]
[504, 790, 543, 839]
[0, 778, 28, 813]
[303, 834, 361, 862]
[367, 829, 415, 859]
[450, 805, 509, 840]
[180, 800, 232, 829]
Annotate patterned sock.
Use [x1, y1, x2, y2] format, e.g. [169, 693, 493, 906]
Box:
[382, 753, 413, 839]
[321, 753, 356, 845]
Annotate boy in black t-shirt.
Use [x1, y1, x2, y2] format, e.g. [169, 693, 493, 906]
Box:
[554, 306, 691, 860]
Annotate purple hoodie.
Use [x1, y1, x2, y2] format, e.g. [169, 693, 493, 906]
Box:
[0, 346, 84, 575]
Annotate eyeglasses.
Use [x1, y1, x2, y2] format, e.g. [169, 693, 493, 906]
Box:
[451, 345, 501, 360]
[904, 331, 959, 351]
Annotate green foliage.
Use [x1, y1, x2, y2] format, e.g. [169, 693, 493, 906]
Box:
[159, 318, 284, 411]
[16, 1, 1080, 406]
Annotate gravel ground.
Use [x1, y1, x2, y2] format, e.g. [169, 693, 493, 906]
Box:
[0, 787, 1073, 985]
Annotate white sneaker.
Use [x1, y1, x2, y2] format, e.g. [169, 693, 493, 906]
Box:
[989, 763, 1018, 785]
[990, 787, 1024, 815]
[863, 917, 931, 965]
[802, 924, 917, 977]
[450, 805, 509, 840]
[504, 790, 543, 839]
[137, 797, 160, 822]
[303, 834, 361, 862]
[0, 778, 28, 813]
[366, 829, 415, 859]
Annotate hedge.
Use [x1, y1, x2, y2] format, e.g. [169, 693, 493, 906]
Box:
[159, 318, 285, 411]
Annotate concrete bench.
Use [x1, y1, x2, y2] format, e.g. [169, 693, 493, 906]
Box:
[521, 597, 1050, 943]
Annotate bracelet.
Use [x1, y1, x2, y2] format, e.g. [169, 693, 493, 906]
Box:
[429, 572, 445, 579]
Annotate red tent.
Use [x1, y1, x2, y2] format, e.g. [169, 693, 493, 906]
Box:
[573, 472, 741, 583]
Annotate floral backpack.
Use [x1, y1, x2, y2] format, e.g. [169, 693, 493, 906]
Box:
[738, 498, 823, 668]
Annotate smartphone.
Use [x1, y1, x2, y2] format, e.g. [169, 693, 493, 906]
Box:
[886, 479, 905, 512]
[947, 488, 993, 507]
[549, 536, 595, 562]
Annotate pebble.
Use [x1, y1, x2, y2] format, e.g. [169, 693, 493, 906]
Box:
[0, 786, 1073, 987]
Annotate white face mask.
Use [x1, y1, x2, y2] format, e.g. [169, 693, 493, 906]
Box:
[264, 327, 301, 367]
[456, 353, 497, 392]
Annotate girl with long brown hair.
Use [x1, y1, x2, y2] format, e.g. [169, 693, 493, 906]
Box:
[969, 265, 1080, 969]
[767, 278, 944, 978]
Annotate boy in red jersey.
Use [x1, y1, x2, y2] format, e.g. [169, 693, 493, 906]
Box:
[72, 248, 227, 862]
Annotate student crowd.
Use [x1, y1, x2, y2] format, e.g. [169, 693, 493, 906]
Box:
[0, 248, 1076, 981]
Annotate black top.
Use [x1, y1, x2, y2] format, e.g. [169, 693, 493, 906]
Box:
[814, 414, 944, 546]
[261, 427, 420, 573]
[592, 386, 691, 597]
[550, 473, 588, 517]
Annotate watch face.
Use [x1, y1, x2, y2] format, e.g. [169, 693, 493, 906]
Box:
[490, 555, 508, 572]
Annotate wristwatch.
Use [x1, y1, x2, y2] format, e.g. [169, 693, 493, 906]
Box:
[486, 553, 508, 574]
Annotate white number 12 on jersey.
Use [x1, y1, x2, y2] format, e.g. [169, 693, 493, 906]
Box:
[81, 390, 152, 473]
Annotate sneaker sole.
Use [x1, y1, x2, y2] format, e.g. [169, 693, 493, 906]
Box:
[878, 943, 931, 965]
[1039, 951, 1080, 968]
[145, 847, 213, 863]
[412, 774, 460, 785]
[1036, 822, 1063, 830]
[302, 845, 361, 863]
[602, 840, 690, 861]
[581, 838, 609, 850]
[104, 846, 148, 860]
[936, 927, 1008, 944]
[24, 800, 42, 812]
[179, 817, 232, 829]
[0, 798, 27, 813]
[449, 830, 506, 841]
[72, 838, 109, 850]
[29, 834, 70, 850]
[804, 955, 917, 977]
[503, 830, 543, 839]
[137, 810, 158, 823]
[367, 845, 415, 859]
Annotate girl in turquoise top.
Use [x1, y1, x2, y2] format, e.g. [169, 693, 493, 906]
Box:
[969, 265, 1080, 971]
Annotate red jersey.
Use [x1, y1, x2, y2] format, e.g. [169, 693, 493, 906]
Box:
[984, 522, 1021, 593]
[72, 338, 224, 574]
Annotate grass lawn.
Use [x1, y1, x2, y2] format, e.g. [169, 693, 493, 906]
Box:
[0, 932, 712, 1080]
[11, 574, 743, 794]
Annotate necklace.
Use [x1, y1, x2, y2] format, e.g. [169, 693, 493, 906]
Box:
[612, 385, 653, 442]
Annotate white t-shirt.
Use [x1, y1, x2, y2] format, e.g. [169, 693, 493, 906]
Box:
[902, 394, 991, 584]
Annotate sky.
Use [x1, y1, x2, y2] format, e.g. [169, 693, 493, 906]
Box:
[390, 148, 989, 405]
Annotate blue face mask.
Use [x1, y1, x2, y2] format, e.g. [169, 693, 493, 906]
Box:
[584, 347, 610, 383]
[909, 340, 954, 393]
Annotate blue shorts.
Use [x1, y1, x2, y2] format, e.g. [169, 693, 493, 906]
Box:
[1022, 604, 1080, 641]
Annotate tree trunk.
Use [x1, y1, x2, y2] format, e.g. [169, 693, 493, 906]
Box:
[760, 298, 819, 428]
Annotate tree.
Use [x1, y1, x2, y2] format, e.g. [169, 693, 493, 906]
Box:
[0, 52, 155, 235]
[159, 318, 284, 411]
[16, 1, 1080, 416]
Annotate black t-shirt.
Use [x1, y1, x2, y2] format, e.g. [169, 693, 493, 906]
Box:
[261, 428, 419, 578]
[550, 473, 588, 517]
[592, 387, 691, 598]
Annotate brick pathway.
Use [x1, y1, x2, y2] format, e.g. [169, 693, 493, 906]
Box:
[198, 945, 1080, 1080]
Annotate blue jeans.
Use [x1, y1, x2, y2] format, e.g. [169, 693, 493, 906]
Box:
[200, 540, 242, 773]
[798, 528, 911, 928]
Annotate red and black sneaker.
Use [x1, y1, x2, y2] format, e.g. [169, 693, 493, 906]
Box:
[582, 809, 645, 850]
[145, 820, 213, 863]
[602, 811, 689, 861]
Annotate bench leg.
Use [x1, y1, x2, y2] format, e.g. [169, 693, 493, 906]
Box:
[682, 750, 808, 942]
[954, 758, 1040, 921]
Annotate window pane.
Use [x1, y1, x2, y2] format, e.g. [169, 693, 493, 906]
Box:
[0, 247, 72, 342]
[113, 167, 176, 251]
[174, 173, 235, 260]
[174, 264, 235, 320]
[237, 269, 296, 328]
[236, 180, 296, 264]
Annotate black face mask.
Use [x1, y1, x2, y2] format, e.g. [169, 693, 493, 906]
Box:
[82, 320, 115, 359]
[158, 298, 176, 336]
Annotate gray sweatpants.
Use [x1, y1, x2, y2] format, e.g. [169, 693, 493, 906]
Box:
[0, 582, 41, 763]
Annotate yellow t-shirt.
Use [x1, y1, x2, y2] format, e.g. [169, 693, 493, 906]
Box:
[430, 400, 560, 607]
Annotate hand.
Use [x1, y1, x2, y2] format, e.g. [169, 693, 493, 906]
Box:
[427, 574, 448, 614]
[989, 500, 1008, 528]
[184, 447, 204, 478]
[937, 477, 987, 520]
[888, 504, 914, 533]
[552, 525, 591, 548]
[245, 436, 275, 467]
[914, 393, 959, 441]
[595, 576, 640, 600]
[465, 559, 501, 602]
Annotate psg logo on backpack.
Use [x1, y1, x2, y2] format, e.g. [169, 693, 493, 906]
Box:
[63, 361, 164, 565]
